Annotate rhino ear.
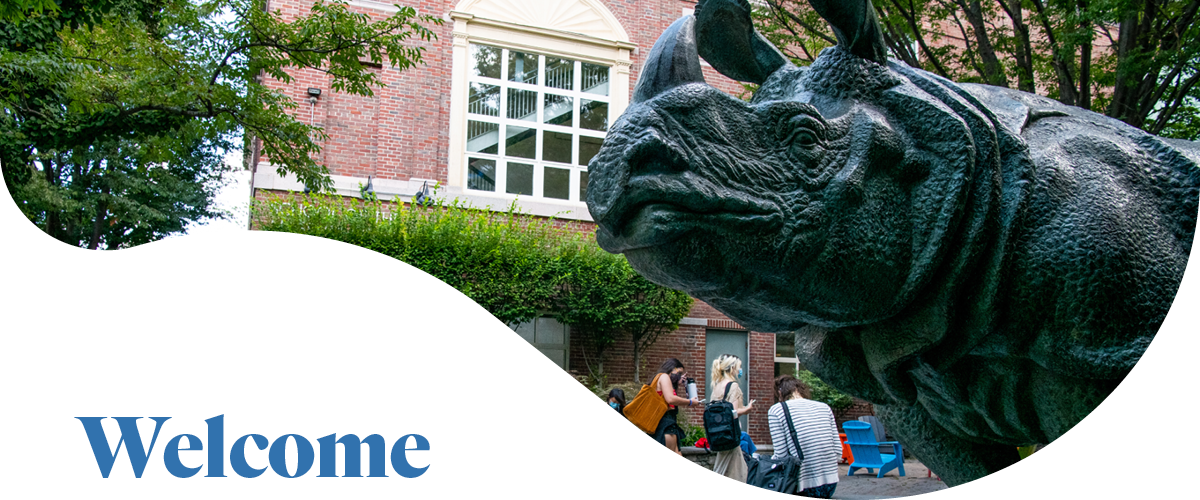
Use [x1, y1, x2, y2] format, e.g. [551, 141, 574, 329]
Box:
[695, 0, 788, 84]
[807, 0, 889, 64]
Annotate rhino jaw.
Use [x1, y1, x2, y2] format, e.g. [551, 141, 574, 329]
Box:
[593, 168, 784, 253]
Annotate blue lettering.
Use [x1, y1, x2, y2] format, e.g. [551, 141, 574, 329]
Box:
[76, 417, 170, 478]
[269, 434, 315, 478]
[76, 415, 430, 479]
[389, 434, 430, 478]
[164, 434, 203, 478]
[230, 434, 268, 478]
[317, 433, 387, 477]
[205, 415, 225, 477]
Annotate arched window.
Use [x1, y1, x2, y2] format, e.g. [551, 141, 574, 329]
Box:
[447, 0, 634, 220]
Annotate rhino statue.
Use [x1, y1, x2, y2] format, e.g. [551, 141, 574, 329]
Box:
[586, 0, 1200, 486]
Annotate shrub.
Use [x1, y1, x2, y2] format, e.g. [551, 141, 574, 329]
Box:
[253, 193, 693, 376]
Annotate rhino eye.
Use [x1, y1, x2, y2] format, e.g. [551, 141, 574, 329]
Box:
[794, 130, 818, 147]
[784, 114, 825, 150]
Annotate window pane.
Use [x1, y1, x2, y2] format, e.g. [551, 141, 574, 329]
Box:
[466, 121, 499, 154]
[506, 162, 533, 196]
[580, 100, 607, 131]
[542, 131, 572, 164]
[775, 362, 799, 379]
[545, 57, 574, 90]
[776, 331, 796, 358]
[470, 44, 501, 79]
[579, 136, 603, 166]
[579, 170, 588, 202]
[505, 126, 536, 159]
[544, 166, 570, 200]
[581, 62, 609, 95]
[512, 321, 535, 343]
[467, 158, 496, 192]
[535, 317, 565, 344]
[507, 88, 537, 121]
[468, 83, 500, 117]
[544, 94, 573, 126]
[507, 51, 539, 85]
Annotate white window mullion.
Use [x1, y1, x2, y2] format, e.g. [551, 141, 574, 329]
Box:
[533, 164, 545, 197]
[569, 165, 580, 202]
[497, 160, 508, 194]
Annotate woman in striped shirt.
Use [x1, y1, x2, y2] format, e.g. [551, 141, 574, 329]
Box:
[768, 374, 842, 498]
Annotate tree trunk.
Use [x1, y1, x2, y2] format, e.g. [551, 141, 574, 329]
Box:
[959, 0, 1007, 87]
[998, 0, 1035, 92]
[888, 0, 953, 78]
[632, 332, 641, 384]
[1030, 0, 1078, 106]
[1077, 0, 1092, 110]
[88, 184, 110, 250]
[43, 157, 64, 242]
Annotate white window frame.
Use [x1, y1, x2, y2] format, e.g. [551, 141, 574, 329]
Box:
[462, 45, 611, 203]
[447, 8, 634, 220]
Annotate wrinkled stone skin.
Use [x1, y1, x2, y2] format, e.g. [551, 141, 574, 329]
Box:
[586, 4, 1200, 487]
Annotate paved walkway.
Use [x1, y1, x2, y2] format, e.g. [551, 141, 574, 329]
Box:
[831, 458, 948, 499]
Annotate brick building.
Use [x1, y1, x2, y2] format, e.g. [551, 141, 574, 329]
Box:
[252, 0, 873, 445]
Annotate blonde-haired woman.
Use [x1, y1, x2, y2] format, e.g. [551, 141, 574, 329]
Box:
[710, 354, 755, 481]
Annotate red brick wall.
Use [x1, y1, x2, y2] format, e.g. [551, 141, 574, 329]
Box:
[567, 300, 780, 446]
[834, 399, 877, 433]
[258, 0, 746, 184]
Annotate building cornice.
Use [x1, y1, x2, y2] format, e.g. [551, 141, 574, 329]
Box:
[449, 10, 637, 52]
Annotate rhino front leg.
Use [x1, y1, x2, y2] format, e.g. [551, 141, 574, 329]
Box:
[875, 403, 1020, 487]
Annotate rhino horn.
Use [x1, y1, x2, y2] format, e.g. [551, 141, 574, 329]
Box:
[808, 0, 890, 64]
[631, 15, 707, 104]
[695, 0, 788, 84]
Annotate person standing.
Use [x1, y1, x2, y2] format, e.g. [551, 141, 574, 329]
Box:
[769, 374, 842, 498]
[607, 388, 627, 414]
[710, 354, 754, 481]
[652, 358, 699, 455]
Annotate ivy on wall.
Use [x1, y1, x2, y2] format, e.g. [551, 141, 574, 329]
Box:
[253, 193, 693, 382]
[797, 369, 854, 411]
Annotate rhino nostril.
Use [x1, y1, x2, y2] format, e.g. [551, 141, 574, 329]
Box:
[627, 138, 690, 177]
[633, 154, 690, 176]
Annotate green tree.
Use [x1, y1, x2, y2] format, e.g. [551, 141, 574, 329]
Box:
[0, 0, 60, 22]
[558, 252, 694, 383]
[756, 0, 1200, 139]
[1, 0, 440, 248]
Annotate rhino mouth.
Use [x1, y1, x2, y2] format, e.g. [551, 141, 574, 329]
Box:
[596, 172, 783, 253]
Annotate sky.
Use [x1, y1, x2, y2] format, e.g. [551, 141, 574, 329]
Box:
[175, 150, 252, 238]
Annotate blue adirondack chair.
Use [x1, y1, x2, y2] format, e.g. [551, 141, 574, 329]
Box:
[842, 421, 906, 478]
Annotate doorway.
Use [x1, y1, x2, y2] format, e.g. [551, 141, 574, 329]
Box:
[705, 329, 749, 431]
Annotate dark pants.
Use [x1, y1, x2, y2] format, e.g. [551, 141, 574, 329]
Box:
[797, 483, 837, 498]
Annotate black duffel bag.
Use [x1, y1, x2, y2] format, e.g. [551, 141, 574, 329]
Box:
[745, 401, 804, 494]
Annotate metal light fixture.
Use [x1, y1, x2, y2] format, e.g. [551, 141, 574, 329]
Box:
[414, 181, 432, 206]
[361, 175, 375, 198]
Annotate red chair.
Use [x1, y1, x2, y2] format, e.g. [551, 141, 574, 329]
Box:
[838, 433, 854, 464]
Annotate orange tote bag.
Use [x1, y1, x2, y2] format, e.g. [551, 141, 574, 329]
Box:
[623, 373, 669, 434]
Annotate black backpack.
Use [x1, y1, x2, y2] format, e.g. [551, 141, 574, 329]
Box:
[702, 382, 741, 452]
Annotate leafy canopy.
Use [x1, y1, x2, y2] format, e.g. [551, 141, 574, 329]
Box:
[1, 0, 440, 248]
[755, 0, 1200, 139]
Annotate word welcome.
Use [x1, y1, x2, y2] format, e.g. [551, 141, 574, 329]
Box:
[76, 415, 430, 479]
